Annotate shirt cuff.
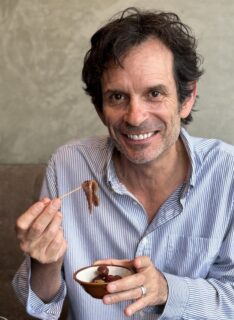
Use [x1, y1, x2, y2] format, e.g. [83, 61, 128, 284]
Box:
[159, 273, 189, 319]
[26, 257, 67, 320]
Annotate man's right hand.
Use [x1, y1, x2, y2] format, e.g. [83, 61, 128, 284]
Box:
[15, 198, 67, 264]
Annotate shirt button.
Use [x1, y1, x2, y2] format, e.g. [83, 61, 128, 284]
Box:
[142, 238, 148, 245]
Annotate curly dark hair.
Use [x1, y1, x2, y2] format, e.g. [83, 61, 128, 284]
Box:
[82, 7, 204, 125]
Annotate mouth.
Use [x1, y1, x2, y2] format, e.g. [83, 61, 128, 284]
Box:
[125, 131, 159, 141]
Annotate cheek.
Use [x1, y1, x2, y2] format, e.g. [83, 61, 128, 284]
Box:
[102, 109, 123, 127]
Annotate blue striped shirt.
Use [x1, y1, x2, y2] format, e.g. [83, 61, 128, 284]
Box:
[13, 128, 234, 319]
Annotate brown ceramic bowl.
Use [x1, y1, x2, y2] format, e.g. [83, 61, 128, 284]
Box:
[74, 264, 134, 299]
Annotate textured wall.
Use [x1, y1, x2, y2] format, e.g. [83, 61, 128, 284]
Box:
[0, 0, 233, 164]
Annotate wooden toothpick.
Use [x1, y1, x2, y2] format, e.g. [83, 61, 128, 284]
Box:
[59, 185, 82, 200]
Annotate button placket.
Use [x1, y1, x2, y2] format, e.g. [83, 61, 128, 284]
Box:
[136, 236, 150, 257]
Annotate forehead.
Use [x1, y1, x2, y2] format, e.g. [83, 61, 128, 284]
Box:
[102, 38, 175, 89]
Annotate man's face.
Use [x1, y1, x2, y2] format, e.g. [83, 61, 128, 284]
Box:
[100, 38, 194, 165]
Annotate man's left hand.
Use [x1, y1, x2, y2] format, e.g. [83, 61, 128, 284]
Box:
[94, 256, 168, 317]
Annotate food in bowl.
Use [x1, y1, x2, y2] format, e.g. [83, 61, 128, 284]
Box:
[92, 265, 122, 283]
[74, 264, 134, 299]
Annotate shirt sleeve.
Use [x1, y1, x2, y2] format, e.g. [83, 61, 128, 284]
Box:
[160, 214, 234, 320]
[12, 156, 67, 319]
[12, 255, 67, 320]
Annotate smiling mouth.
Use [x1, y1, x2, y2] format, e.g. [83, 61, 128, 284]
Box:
[125, 131, 158, 141]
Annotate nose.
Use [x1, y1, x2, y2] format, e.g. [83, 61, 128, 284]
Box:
[123, 98, 147, 126]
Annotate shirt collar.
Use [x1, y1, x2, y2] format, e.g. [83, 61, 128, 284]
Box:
[105, 140, 126, 194]
[180, 127, 198, 188]
[106, 147, 131, 194]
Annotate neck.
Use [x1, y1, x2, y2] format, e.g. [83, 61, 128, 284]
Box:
[114, 137, 189, 190]
[113, 138, 190, 222]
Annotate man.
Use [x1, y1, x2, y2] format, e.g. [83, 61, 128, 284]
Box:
[13, 7, 234, 320]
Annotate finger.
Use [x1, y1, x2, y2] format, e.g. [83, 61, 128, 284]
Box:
[93, 258, 131, 267]
[124, 296, 149, 317]
[45, 229, 67, 263]
[27, 198, 61, 240]
[133, 256, 152, 271]
[54, 237, 67, 260]
[107, 272, 144, 293]
[103, 286, 143, 305]
[40, 197, 51, 204]
[21, 211, 63, 255]
[16, 201, 49, 240]
[40, 211, 63, 245]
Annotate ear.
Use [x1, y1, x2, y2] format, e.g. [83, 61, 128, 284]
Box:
[180, 81, 197, 119]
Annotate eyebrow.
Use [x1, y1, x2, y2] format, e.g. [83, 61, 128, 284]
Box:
[102, 89, 126, 96]
[102, 84, 169, 96]
[146, 84, 168, 95]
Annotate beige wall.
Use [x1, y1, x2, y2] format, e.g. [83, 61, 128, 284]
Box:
[0, 0, 233, 164]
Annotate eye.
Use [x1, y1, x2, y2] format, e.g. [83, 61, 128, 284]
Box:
[111, 93, 124, 101]
[107, 92, 127, 105]
[149, 90, 161, 99]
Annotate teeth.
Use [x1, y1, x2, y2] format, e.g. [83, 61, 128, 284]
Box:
[127, 132, 154, 140]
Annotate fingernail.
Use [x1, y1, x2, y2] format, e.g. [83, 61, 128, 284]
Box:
[41, 198, 51, 205]
[126, 308, 132, 316]
[51, 198, 61, 210]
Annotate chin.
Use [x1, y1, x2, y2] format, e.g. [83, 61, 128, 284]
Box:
[112, 137, 163, 164]
[122, 151, 161, 165]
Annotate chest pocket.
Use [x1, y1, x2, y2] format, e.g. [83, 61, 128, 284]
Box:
[165, 234, 221, 278]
